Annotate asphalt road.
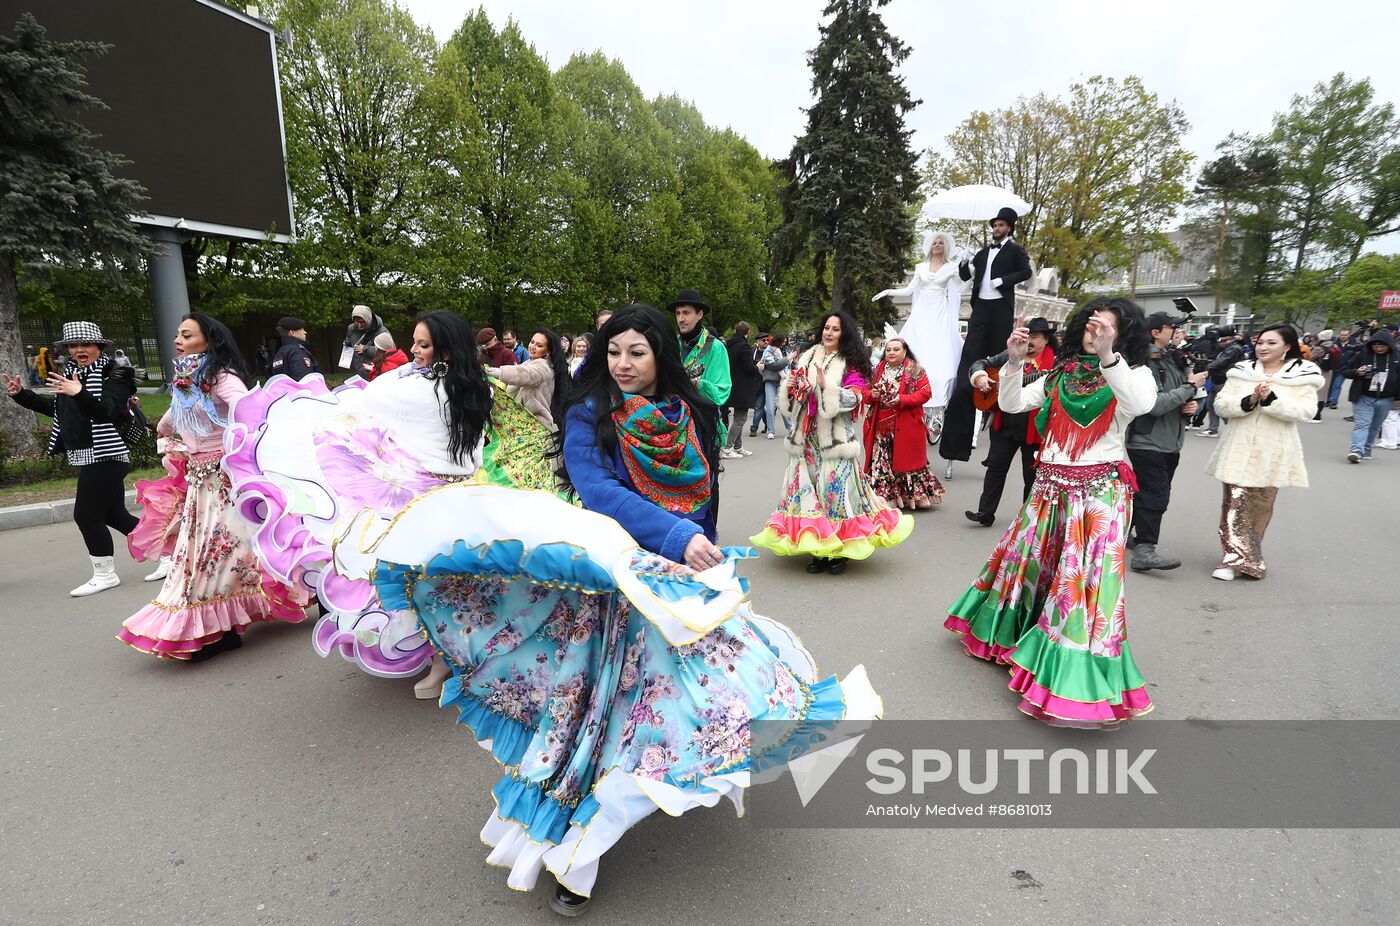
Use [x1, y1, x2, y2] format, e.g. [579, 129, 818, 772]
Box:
[3, 412, 1397, 925]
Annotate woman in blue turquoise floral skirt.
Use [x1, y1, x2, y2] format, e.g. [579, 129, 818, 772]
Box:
[367, 305, 881, 916]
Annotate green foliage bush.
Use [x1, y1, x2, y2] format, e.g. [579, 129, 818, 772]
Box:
[0, 424, 158, 487]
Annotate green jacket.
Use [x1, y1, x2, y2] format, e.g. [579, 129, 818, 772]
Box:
[1125, 344, 1197, 454]
[681, 327, 731, 408]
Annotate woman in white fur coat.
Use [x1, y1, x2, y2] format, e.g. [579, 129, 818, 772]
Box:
[1205, 323, 1324, 581]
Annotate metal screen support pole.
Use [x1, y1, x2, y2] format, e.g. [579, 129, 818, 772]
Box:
[144, 227, 191, 384]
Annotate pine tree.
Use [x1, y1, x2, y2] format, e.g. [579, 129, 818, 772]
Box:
[0, 14, 149, 453]
[786, 0, 919, 330]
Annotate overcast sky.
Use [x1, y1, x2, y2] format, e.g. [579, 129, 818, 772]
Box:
[400, 1, 1396, 161]
[398, 0, 1398, 250]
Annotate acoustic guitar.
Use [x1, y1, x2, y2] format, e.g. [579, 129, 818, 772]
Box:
[972, 365, 1052, 412]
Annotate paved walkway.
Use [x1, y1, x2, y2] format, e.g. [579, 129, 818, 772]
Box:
[2, 415, 1396, 924]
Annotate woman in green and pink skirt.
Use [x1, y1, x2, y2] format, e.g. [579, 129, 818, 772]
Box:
[945, 298, 1159, 728]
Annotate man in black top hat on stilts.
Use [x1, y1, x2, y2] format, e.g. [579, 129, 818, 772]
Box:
[939, 206, 1033, 465]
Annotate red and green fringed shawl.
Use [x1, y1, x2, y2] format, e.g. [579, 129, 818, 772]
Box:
[1034, 355, 1117, 460]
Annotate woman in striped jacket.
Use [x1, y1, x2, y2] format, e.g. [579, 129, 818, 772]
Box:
[5, 321, 139, 596]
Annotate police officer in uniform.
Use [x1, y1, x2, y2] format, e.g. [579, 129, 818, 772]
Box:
[271, 316, 320, 382]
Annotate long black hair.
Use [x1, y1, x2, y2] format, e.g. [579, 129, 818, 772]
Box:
[529, 326, 571, 430]
[558, 303, 719, 489]
[812, 309, 872, 381]
[1256, 322, 1303, 360]
[185, 312, 252, 387]
[414, 309, 491, 466]
[1056, 297, 1151, 368]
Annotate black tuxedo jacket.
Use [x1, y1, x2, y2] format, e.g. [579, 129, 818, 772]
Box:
[959, 239, 1032, 304]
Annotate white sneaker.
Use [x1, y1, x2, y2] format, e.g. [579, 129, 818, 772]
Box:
[738, 448, 753, 456]
[1347, 452, 1361, 463]
[71, 556, 121, 597]
[1211, 567, 1237, 581]
[766, 432, 775, 440]
[720, 448, 741, 459]
[143, 555, 171, 582]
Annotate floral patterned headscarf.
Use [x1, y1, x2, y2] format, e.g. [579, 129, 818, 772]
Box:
[611, 395, 711, 513]
[169, 353, 228, 439]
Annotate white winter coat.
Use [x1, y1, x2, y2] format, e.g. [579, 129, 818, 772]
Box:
[1205, 358, 1324, 488]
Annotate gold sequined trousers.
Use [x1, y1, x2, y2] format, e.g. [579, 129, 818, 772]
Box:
[1218, 483, 1279, 578]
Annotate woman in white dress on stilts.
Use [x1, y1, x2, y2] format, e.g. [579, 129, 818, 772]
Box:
[875, 230, 967, 442]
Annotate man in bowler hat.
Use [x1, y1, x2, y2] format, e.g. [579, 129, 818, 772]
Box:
[940, 206, 1033, 463]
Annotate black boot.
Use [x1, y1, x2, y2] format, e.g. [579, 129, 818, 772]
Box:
[1313, 400, 1324, 421]
[1130, 543, 1182, 571]
[805, 557, 827, 574]
[826, 557, 848, 575]
[188, 629, 243, 662]
[549, 882, 592, 917]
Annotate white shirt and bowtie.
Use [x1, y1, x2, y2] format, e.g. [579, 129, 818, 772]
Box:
[979, 239, 1010, 301]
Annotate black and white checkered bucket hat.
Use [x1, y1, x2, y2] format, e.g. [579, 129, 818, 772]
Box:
[54, 321, 114, 347]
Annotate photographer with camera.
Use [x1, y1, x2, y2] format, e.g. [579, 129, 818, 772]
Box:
[1339, 328, 1399, 462]
[1192, 326, 1246, 437]
[1126, 312, 1208, 571]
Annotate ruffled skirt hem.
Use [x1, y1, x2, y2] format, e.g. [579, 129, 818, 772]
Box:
[117, 591, 307, 660]
[942, 614, 1016, 663]
[471, 665, 882, 895]
[1002, 628, 1153, 730]
[749, 509, 911, 559]
[127, 462, 188, 562]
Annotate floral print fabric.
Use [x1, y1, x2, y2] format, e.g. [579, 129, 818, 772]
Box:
[868, 432, 944, 508]
[945, 462, 1152, 727]
[118, 452, 308, 658]
[413, 570, 811, 803]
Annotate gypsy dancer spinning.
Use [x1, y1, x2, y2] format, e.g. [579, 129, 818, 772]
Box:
[862, 337, 944, 509]
[223, 310, 559, 697]
[354, 304, 881, 915]
[117, 314, 309, 660]
[751, 310, 911, 574]
[944, 298, 1157, 728]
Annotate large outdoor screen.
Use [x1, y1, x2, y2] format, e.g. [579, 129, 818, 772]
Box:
[1, 0, 294, 241]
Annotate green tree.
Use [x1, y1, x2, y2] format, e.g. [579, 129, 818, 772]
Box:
[932, 76, 1192, 297]
[0, 14, 150, 452]
[425, 10, 573, 331]
[1189, 137, 1285, 310]
[652, 96, 782, 329]
[1268, 73, 1398, 273]
[929, 93, 1071, 251]
[1324, 254, 1400, 326]
[787, 0, 920, 330]
[265, 0, 441, 322]
[553, 52, 680, 319]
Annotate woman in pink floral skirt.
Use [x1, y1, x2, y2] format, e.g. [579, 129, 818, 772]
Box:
[118, 314, 309, 661]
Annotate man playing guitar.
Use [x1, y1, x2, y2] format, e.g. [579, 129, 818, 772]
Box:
[964, 316, 1057, 526]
